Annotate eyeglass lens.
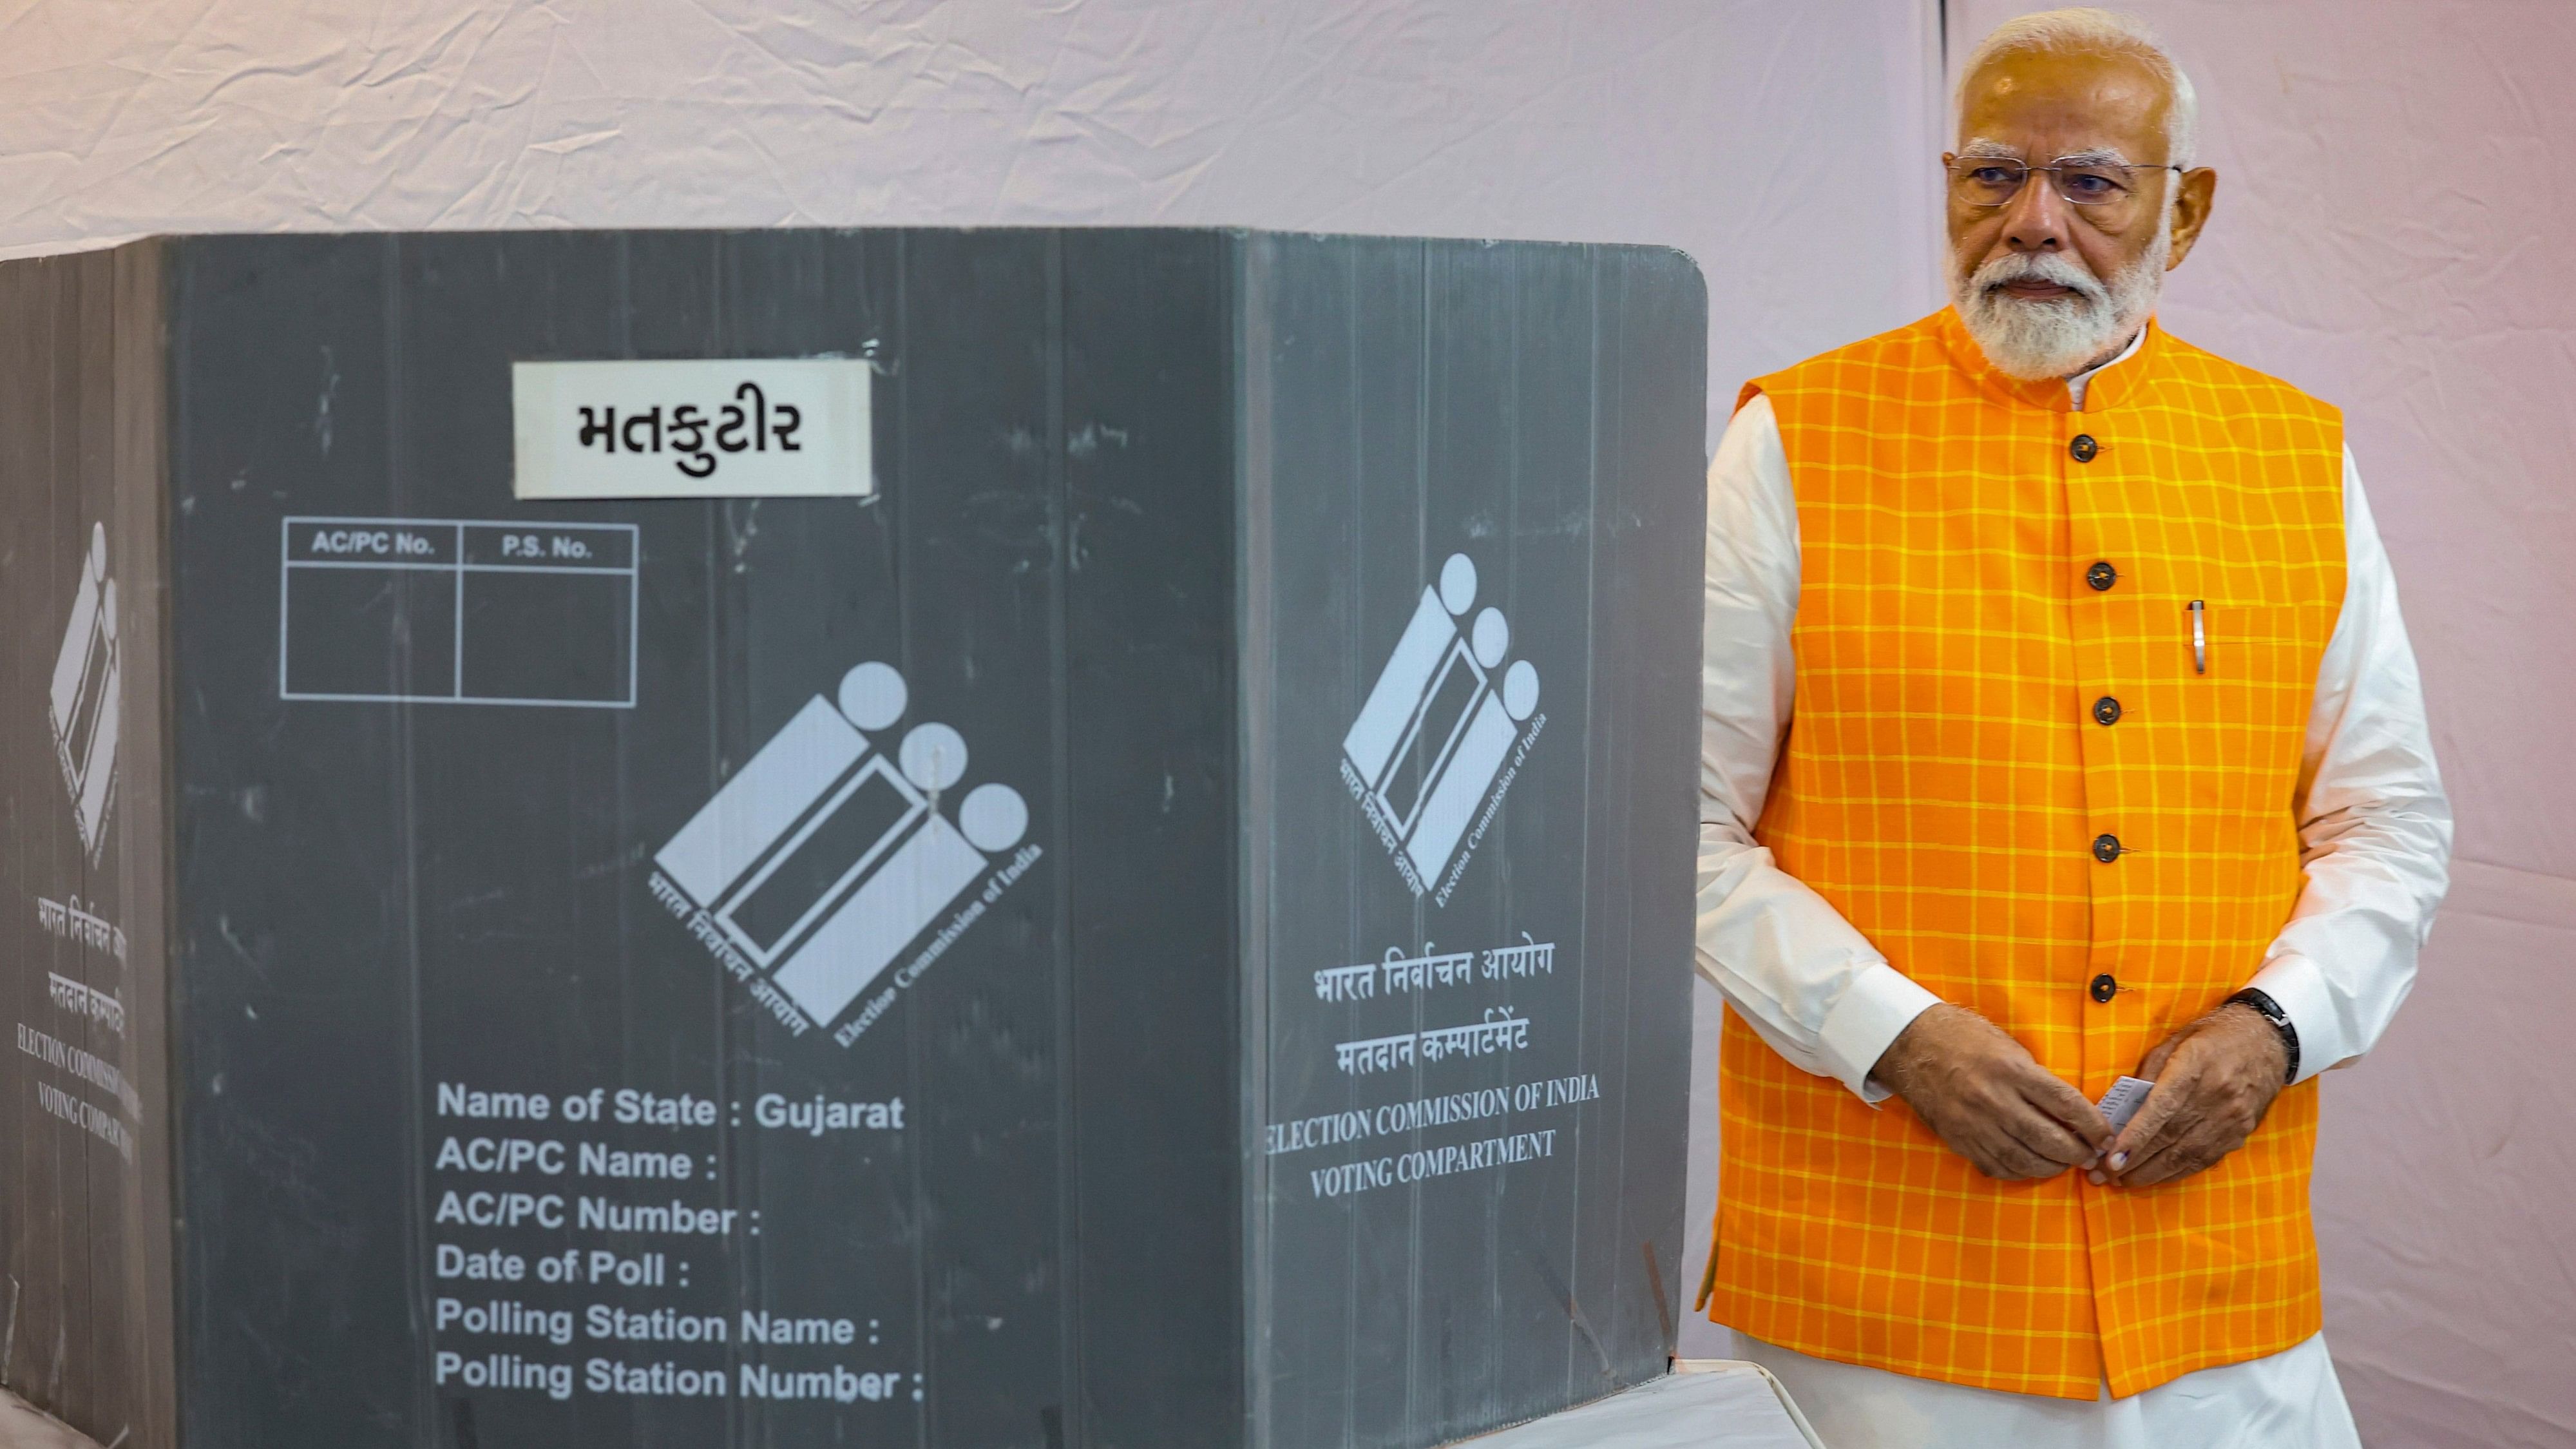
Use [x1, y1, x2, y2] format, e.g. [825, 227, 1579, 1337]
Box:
[1951, 161, 2141, 207]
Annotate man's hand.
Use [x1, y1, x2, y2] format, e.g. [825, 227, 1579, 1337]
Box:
[2097, 1003, 2287, 1189]
[1871, 1004, 2113, 1180]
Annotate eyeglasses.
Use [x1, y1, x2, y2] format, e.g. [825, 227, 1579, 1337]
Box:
[1946, 157, 2185, 209]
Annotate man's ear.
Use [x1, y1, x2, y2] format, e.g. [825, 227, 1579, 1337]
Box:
[2166, 167, 2218, 269]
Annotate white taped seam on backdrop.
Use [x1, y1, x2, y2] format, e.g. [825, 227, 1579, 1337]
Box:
[512, 359, 872, 500]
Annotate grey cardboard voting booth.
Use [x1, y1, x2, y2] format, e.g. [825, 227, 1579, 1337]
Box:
[0, 229, 1704, 1448]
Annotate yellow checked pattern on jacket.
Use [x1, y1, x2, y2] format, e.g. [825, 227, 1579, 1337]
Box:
[1708, 308, 2347, 1399]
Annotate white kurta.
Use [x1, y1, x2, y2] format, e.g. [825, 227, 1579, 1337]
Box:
[1696, 335, 2454, 1445]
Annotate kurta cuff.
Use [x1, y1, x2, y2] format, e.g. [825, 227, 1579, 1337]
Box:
[1820, 963, 1945, 1104]
[2245, 952, 2348, 1086]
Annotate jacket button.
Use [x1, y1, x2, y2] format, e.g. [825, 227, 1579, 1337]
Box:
[2086, 561, 2117, 591]
[2070, 433, 2099, 463]
[2090, 973, 2118, 1003]
[2092, 833, 2123, 863]
[2093, 695, 2122, 726]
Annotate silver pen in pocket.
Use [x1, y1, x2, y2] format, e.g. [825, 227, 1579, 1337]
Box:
[2189, 599, 2206, 674]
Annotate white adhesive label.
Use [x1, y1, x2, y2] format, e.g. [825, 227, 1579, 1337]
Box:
[511, 359, 872, 500]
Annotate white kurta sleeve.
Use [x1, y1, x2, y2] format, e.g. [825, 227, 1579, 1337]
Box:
[2243, 446, 2454, 1082]
[1699, 394, 1942, 1103]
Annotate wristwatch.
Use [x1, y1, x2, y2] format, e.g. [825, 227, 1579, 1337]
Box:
[2224, 988, 2300, 1084]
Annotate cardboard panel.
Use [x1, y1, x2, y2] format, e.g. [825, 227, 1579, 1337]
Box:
[1241, 235, 1703, 1447]
[0, 244, 177, 1448]
[1, 228, 1700, 1449]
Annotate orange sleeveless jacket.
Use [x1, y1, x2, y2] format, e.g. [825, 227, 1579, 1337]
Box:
[1705, 309, 2346, 1399]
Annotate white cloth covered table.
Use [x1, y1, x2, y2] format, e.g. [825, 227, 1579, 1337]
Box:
[1740, 1332, 2361, 1448]
[1459, 1362, 1822, 1448]
[0, 1392, 102, 1449]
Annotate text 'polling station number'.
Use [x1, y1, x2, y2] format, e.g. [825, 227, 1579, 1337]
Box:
[511, 358, 873, 500]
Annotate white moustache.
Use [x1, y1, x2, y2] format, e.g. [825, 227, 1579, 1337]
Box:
[1970, 251, 2110, 308]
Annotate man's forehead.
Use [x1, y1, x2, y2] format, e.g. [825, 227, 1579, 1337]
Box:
[1956, 50, 2173, 156]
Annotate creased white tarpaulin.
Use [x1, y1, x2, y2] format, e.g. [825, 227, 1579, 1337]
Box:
[0, 0, 1944, 441]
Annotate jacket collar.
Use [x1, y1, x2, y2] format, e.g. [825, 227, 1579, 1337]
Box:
[1933, 305, 2157, 414]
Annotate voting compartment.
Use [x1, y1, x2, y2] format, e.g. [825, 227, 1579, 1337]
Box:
[0, 229, 1705, 1448]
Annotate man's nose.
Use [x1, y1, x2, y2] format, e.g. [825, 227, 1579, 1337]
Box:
[2000, 175, 2069, 253]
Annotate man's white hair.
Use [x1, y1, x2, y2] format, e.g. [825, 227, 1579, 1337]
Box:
[1955, 8, 2198, 165]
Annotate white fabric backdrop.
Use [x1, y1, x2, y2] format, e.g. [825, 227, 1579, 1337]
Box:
[0, 0, 1943, 436]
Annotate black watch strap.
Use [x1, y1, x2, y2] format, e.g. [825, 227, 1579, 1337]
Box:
[2226, 988, 2300, 1084]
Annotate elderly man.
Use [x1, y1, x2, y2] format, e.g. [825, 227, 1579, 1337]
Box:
[1691, 8, 2450, 1445]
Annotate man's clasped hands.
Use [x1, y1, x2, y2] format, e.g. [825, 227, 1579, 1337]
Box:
[1870, 1002, 2289, 1188]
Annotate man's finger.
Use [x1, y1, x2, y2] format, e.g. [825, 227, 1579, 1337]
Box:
[1956, 1116, 2051, 1180]
[2108, 1118, 2189, 1183]
[2113, 1124, 2211, 1187]
[1957, 1135, 2009, 1179]
[1981, 1132, 2057, 1181]
[2107, 1055, 2200, 1169]
[2019, 1071, 2115, 1154]
[2121, 1097, 2262, 1187]
[1997, 1095, 2099, 1167]
[2117, 1102, 2235, 1187]
[1914, 1107, 2000, 1178]
[2108, 1088, 2178, 1160]
[2117, 1151, 2188, 1187]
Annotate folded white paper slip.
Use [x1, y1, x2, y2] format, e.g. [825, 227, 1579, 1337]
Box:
[1453, 1361, 1822, 1448]
[2098, 1075, 2157, 1130]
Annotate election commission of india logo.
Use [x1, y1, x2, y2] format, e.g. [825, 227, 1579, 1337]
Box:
[647, 662, 1040, 1048]
[1340, 553, 1545, 906]
[49, 523, 122, 862]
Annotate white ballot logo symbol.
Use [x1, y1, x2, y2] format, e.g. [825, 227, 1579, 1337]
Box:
[49, 523, 121, 861]
[649, 663, 1037, 1044]
[1340, 553, 1544, 904]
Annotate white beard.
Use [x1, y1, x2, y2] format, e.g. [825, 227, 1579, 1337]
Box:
[1952, 213, 2170, 381]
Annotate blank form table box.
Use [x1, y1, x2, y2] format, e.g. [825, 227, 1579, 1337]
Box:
[280, 518, 636, 707]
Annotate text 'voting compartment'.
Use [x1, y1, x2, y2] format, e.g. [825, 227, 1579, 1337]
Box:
[279, 517, 638, 707]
